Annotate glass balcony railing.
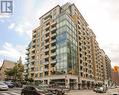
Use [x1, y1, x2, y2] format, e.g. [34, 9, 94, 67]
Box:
[25, 56, 29, 60]
[26, 51, 29, 55]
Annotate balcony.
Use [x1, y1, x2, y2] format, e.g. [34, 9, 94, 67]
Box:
[51, 60, 56, 64]
[44, 17, 51, 23]
[44, 42, 49, 46]
[33, 31, 36, 36]
[25, 56, 29, 60]
[45, 36, 50, 40]
[31, 54, 35, 57]
[32, 39, 36, 44]
[32, 43, 36, 48]
[32, 36, 36, 40]
[45, 30, 50, 35]
[30, 73, 35, 77]
[51, 33, 56, 38]
[30, 64, 35, 68]
[39, 70, 43, 73]
[24, 66, 28, 70]
[32, 50, 35, 54]
[26, 46, 30, 50]
[51, 46, 56, 50]
[51, 27, 56, 32]
[51, 39, 56, 44]
[44, 61, 49, 65]
[31, 59, 35, 63]
[44, 48, 49, 52]
[44, 68, 48, 72]
[25, 62, 29, 65]
[45, 24, 50, 29]
[44, 55, 49, 58]
[45, 40, 49, 45]
[51, 53, 56, 57]
[51, 21, 56, 26]
[31, 67, 35, 71]
[31, 48, 35, 51]
[26, 51, 29, 55]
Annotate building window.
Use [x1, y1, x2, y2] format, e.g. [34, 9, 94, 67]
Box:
[81, 73, 83, 77]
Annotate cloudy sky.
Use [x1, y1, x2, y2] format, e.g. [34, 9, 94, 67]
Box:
[0, 0, 119, 67]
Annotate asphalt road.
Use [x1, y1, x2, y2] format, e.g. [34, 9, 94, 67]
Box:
[0, 87, 119, 95]
[67, 88, 119, 95]
[0, 88, 21, 95]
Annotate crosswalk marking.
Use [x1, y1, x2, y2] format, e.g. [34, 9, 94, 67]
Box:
[0, 92, 20, 95]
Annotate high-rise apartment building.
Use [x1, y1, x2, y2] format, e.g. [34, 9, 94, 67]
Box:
[25, 2, 112, 89]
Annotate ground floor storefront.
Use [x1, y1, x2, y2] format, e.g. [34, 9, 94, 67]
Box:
[34, 75, 106, 90]
[34, 75, 78, 89]
[78, 81, 95, 90]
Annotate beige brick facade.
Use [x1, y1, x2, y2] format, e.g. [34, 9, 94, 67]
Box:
[25, 2, 112, 89]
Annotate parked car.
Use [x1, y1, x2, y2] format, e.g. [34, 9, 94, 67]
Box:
[4, 81, 14, 88]
[0, 82, 8, 91]
[21, 86, 52, 95]
[93, 87, 98, 92]
[94, 86, 107, 93]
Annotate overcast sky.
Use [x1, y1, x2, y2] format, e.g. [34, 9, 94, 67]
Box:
[0, 0, 119, 67]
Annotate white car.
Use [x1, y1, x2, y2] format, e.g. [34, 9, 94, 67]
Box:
[0, 82, 8, 91]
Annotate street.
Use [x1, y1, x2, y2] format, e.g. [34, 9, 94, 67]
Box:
[0, 88, 21, 95]
[0, 88, 119, 95]
[67, 88, 119, 95]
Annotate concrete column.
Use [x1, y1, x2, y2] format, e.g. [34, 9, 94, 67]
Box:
[85, 81, 87, 89]
[75, 79, 78, 89]
[65, 78, 69, 89]
[47, 79, 50, 85]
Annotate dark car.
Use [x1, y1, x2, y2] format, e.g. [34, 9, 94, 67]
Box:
[21, 86, 52, 95]
[4, 81, 14, 88]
